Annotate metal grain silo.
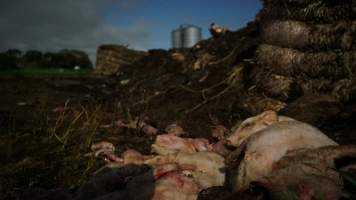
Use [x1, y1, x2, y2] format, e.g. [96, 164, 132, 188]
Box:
[182, 25, 202, 48]
[171, 28, 182, 49]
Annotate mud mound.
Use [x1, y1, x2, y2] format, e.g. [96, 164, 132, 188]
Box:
[100, 0, 356, 138]
[256, 44, 354, 79]
[95, 45, 146, 76]
[262, 20, 356, 51]
[254, 0, 356, 126]
[258, 1, 355, 23]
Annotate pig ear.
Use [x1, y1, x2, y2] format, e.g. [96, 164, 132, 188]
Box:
[262, 110, 278, 125]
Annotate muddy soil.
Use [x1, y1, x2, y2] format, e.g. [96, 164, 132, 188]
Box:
[1, 70, 355, 199]
[0, 77, 154, 199]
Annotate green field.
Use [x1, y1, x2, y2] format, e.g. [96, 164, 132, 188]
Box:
[0, 68, 93, 77]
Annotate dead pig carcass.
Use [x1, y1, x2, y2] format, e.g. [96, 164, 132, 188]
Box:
[90, 140, 226, 200]
[226, 110, 338, 191]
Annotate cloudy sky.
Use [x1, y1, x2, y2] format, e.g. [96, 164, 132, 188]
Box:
[0, 0, 262, 61]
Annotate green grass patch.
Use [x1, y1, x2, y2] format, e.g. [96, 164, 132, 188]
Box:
[0, 68, 92, 77]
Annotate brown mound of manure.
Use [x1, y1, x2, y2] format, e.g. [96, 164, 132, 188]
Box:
[95, 45, 146, 76]
[263, 0, 353, 6]
[255, 74, 301, 101]
[256, 44, 354, 79]
[262, 20, 356, 51]
[258, 2, 354, 23]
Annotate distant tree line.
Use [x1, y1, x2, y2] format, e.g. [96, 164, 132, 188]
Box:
[0, 49, 93, 70]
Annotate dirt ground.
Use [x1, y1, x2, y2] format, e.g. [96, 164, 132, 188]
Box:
[1, 71, 356, 199]
[0, 73, 249, 199]
[0, 77, 153, 199]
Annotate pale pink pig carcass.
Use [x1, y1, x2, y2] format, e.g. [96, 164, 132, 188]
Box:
[188, 138, 212, 152]
[227, 110, 296, 147]
[152, 134, 196, 155]
[210, 139, 230, 156]
[121, 149, 145, 165]
[226, 110, 338, 191]
[96, 148, 146, 169]
[145, 151, 226, 189]
[176, 152, 225, 189]
[151, 133, 214, 155]
[152, 172, 201, 200]
[153, 163, 180, 179]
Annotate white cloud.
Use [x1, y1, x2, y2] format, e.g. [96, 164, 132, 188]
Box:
[0, 0, 151, 63]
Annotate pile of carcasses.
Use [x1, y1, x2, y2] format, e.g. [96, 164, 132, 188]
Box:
[90, 110, 356, 200]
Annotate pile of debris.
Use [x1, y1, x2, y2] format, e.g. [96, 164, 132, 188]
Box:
[90, 0, 355, 142]
[94, 45, 146, 76]
[258, 0, 356, 23]
[90, 1, 356, 196]
[252, 0, 356, 122]
[80, 111, 356, 200]
[220, 0, 356, 134]
[105, 23, 263, 138]
[89, 0, 356, 144]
